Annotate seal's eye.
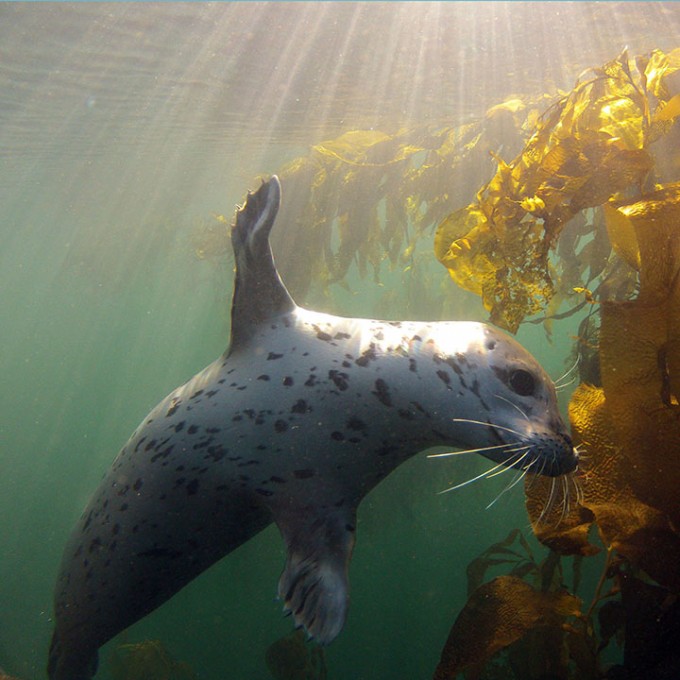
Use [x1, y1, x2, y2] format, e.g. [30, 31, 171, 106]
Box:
[508, 369, 536, 396]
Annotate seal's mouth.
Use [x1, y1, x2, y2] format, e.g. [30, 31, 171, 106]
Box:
[517, 431, 578, 477]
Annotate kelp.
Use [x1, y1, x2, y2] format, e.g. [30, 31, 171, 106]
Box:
[264, 630, 327, 680]
[220, 48, 680, 328]
[109, 639, 197, 680]
[433, 48, 680, 332]
[433, 575, 582, 680]
[434, 533, 591, 680]
[525, 185, 680, 592]
[209, 93, 552, 314]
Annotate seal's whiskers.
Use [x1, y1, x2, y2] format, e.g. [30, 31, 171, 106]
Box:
[554, 355, 581, 388]
[536, 477, 558, 525]
[485, 456, 536, 510]
[555, 376, 577, 392]
[427, 442, 527, 459]
[437, 448, 530, 495]
[451, 417, 527, 439]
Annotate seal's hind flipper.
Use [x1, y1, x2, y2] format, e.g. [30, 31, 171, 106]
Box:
[229, 176, 295, 350]
[276, 506, 357, 645]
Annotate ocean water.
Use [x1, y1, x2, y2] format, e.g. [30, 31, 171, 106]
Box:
[2, 3, 679, 679]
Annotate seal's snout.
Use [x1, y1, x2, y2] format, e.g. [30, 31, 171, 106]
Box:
[526, 430, 578, 477]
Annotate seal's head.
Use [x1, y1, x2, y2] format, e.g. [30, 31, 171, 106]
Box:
[427, 322, 577, 478]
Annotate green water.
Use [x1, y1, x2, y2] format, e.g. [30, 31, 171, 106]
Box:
[2, 3, 679, 679]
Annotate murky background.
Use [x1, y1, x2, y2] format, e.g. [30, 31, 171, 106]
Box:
[2, 2, 679, 678]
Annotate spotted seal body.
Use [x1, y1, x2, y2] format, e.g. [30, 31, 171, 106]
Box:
[49, 176, 576, 679]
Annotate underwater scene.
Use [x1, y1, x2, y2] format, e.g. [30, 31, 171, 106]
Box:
[1, 2, 680, 679]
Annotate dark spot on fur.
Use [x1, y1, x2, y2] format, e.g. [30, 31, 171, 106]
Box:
[270, 475, 286, 483]
[257, 374, 270, 381]
[328, 370, 349, 391]
[446, 357, 468, 388]
[304, 374, 317, 387]
[283, 376, 294, 386]
[355, 345, 378, 367]
[372, 378, 392, 407]
[334, 331, 351, 340]
[119, 503, 128, 511]
[256, 488, 274, 497]
[274, 420, 288, 433]
[187, 424, 199, 435]
[206, 445, 226, 462]
[398, 409, 415, 420]
[316, 330, 332, 341]
[291, 399, 311, 414]
[436, 369, 451, 387]
[347, 417, 367, 430]
[331, 431, 345, 441]
[166, 398, 181, 417]
[174, 421, 185, 433]
[294, 469, 315, 479]
[186, 479, 199, 496]
[409, 358, 417, 373]
[267, 352, 283, 360]
[150, 444, 174, 463]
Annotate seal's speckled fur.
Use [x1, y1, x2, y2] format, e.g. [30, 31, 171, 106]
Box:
[49, 176, 575, 679]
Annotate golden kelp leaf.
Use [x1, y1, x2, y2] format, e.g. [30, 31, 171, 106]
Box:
[606, 183, 680, 299]
[603, 202, 641, 270]
[312, 130, 391, 163]
[433, 576, 581, 680]
[653, 92, 680, 122]
[644, 47, 680, 102]
[434, 205, 491, 297]
[435, 49, 661, 331]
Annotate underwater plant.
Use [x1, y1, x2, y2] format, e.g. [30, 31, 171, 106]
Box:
[265, 630, 328, 680]
[108, 639, 198, 680]
[433, 48, 680, 680]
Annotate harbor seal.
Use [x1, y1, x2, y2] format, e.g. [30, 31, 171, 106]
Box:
[48, 176, 576, 679]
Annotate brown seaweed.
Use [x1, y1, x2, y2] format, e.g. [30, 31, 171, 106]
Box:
[109, 639, 197, 680]
[265, 630, 327, 680]
[433, 575, 581, 680]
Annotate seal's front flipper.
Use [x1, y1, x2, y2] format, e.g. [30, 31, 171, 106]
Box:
[276, 507, 357, 645]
